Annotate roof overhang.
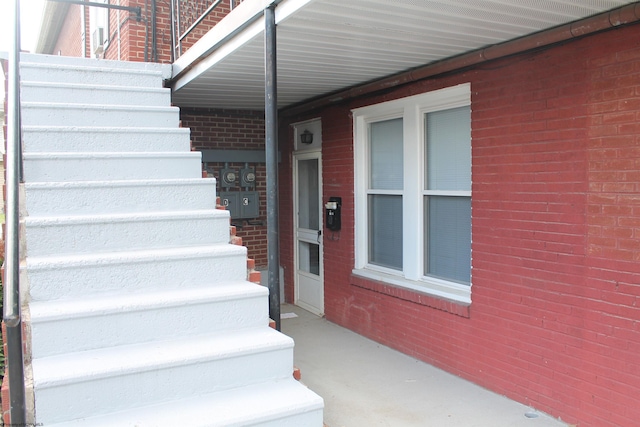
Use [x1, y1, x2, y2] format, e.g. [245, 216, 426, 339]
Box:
[36, 1, 71, 55]
[170, 0, 640, 111]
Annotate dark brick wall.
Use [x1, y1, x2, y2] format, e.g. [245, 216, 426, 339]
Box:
[181, 108, 268, 267]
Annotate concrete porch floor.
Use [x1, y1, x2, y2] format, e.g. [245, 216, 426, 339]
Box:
[281, 304, 568, 427]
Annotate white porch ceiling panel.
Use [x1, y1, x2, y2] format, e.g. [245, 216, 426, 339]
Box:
[171, 0, 636, 110]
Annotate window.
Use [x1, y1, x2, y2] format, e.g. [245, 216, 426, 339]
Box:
[353, 84, 471, 303]
[90, 0, 110, 57]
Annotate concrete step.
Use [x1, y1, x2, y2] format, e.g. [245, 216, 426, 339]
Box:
[21, 102, 180, 128]
[21, 81, 171, 106]
[25, 178, 217, 216]
[20, 52, 172, 79]
[20, 62, 165, 88]
[45, 378, 324, 427]
[26, 244, 249, 301]
[32, 328, 295, 424]
[24, 210, 231, 257]
[22, 126, 191, 153]
[23, 152, 202, 182]
[29, 282, 269, 358]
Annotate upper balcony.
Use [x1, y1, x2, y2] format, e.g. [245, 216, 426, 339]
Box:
[33, 0, 640, 113]
[170, 0, 640, 112]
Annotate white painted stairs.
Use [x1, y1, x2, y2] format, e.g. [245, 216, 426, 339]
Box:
[18, 53, 323, 426]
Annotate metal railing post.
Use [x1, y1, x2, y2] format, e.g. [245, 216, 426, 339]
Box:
[170, 0, 177, 61]
[4, 0, 27, 424]
[264, 5, 280, 331]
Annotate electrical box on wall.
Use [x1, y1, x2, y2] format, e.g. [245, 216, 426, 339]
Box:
[220, 167, 238, 189]
[219, 192, 240, 217]
[240, 191, 259, 218]
[220, 191, 259, 219]
[240, 166, 256, 188]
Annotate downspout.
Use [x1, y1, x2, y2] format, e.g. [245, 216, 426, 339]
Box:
[117, 5, 121, 60]
[151, 0, 157, 62]
[264, 5, 280, 331]
[282, 2, 640, 116]
[81, 4, 87, 57]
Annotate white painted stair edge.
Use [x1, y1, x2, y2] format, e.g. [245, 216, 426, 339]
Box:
[29, 282, 269, 358]
[20, 53, 323, 426]
[26, 244, 250, 301]
[22, 126, 191, 153]
[32, 328, 297, 424]
[45, 379, 324, 427]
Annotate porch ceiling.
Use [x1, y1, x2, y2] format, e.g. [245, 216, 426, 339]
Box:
[170, 0, 636, 111]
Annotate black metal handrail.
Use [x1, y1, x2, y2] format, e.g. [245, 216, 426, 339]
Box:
[3, 0, 27, 423]
[170, 0, 237, 61]
[48, 0, 142, 21]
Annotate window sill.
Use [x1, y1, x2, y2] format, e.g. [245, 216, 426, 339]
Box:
[350, 269, 471, 318]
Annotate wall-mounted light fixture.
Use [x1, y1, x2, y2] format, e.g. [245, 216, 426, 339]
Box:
[300, 130, 314, 144]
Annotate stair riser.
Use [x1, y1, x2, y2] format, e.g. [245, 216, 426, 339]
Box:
[23, 154, 202, 182]
[28, 248, 248, 301]
[31, 292, 268, 358]
[21, 83, 171, 107]
[20, 53, 172, 78]
[20, 64, 163, 88]
[22, 127, 191, 153]
[25, 181, 218, 216]
[25, 213, 230, 257]
[22, 104, 179, 128]
[34, 348, 293, 424]
[253, 412, 326, 427]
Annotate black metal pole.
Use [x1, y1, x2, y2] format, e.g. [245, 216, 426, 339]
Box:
[169, 0, 177, 62]
[151, 0, 157, 62]
[264, 5, 280, 331]
[48, 0, 142, 21]
[5, 0, 27, 424]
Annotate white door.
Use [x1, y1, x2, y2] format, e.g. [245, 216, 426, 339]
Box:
[294, 151, 324, 315]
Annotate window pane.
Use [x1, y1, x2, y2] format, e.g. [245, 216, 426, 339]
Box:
[298, 241, 320, 276]
[297, 159, 319, 230]
[424, 196, 471, 284]
[368, 194, 402, 270]
[426, 106, 471, 191]
[370, 118, 403, 190]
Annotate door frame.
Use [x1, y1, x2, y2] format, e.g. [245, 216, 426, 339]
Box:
[292, 120, 324, 315]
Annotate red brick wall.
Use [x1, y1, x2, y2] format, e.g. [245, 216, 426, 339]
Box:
[181, 108, 268, 267]
[51, 5, 84, 57]
[153, 0, 236, 63]
[280, 24, 640, 427]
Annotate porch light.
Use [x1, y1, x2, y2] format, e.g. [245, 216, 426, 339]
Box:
[300, 130, 314, 144]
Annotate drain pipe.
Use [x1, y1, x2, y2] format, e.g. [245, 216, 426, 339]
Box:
[283, 2, 640, 116]
[265, 5, 281, 331]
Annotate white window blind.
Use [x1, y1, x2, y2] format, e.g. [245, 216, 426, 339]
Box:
[368, 118, 403, 270]
[424, 106, 471, 284]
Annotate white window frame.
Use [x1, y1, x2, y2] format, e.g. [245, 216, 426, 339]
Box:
[353, 83, 472, 304]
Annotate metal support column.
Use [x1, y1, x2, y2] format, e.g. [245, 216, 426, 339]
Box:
[4, 0, 27, 424]
[264, 5, 280, 331]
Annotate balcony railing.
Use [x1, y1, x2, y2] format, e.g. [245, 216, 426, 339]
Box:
[170, 0, 240, 60]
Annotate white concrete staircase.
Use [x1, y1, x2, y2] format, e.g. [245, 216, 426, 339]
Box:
[19, 53, 323, 426]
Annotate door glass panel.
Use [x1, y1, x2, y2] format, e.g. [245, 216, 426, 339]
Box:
[298, 159, 319, 230]
[299, 241, 320, 276]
